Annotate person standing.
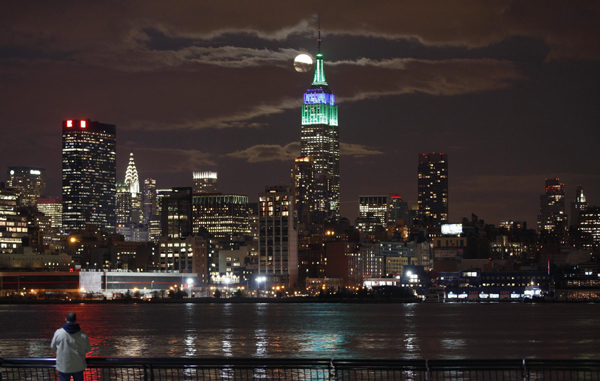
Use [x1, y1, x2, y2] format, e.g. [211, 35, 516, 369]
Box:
[51, 312, 92, 381]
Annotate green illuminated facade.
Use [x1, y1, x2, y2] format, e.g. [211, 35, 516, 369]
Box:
[300, 34, 340, 221]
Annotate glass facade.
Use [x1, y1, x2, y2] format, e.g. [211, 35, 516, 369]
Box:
[62, 119, 116, 233]
[417, 153, 449, 227]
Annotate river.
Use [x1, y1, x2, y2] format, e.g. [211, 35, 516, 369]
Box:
[0, 302, 597, 359]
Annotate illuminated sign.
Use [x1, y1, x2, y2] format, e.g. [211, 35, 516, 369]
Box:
[441, 224, 463, 235]
[29, 170, 41, 175]
[66, 120, 73, 128]
[80, 120, 87, 128]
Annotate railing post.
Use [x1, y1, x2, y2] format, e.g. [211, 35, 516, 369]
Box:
[329, 358, 336, 380]
[143, 363, 152, 381]
[522, 359, 529, 381]
[426, 359, 430, 381]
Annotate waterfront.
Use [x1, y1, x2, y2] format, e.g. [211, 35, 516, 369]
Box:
[1, 302, 598, 360]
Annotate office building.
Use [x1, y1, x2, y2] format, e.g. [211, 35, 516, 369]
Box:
[417, 153, 448, 227]
[161, 187, 193, 239]
[6, 167, 46, 208]
[156, 235, 208, 281]
[579, 207, 600, 251]
[115, 181, 131, 226]
[291, 156, 315, 225]
[37, 198, 62, 230]
[538, 178, 567, 233]
[0, 185, 28, 253]
[192, 193, 250, 238]
[300, 29, 340, 222]
[143, 178, 157, 224]
[62, 119, 116, 233]
[571, 186, 588, 228]
[258, 186, 298, 288]
[193, 171, 218, 193]
[388, 194, 409, 225]
[356, 195, 389, 233]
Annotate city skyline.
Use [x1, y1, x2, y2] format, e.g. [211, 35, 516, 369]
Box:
[1, 2, 600, 227]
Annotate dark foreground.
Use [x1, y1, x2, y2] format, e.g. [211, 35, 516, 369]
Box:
[3, 358, 600, 381]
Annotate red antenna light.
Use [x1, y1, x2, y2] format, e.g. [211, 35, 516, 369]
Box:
[80, 120, 87, 128]
[66, 120, 73, 128]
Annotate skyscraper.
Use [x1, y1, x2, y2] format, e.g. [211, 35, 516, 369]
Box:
[538, 177, 567, 233]
[258, 186, 298, 288]
[300, 28, 339, 222]
[417, 153, 448, 227]
[570, 185, 588, 228]
[143, 178, 157, 224]
[193, 171, 218, 193]
[291, 156, 315, 225]
[124, 152, 141, 224]
[62, 119, 116, 233]
[0, 184, 27, 253]
[6, 166, 46, 208]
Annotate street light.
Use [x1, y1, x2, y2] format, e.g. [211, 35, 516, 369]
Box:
[223, 276, 231, 298]
[256, 276, 266, 297]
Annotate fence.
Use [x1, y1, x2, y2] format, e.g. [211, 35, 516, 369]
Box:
[2, 358, 600, 380]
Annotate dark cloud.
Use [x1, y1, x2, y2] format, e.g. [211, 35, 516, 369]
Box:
[226, 143, 301, 163]
[226, 142, 383, 163]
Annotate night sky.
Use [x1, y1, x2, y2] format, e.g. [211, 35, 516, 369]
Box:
[2, 1, 599, 227]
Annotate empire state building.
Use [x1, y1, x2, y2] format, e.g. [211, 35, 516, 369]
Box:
[299, 30, 340, 222]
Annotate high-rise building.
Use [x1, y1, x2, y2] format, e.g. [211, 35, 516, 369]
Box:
[160, 187, 193, 239]
[143, 178, 157, 224]
[124, 152, 142, 224]
[0, 185, 28, 253]
[417, 153, 448, 227]
[62, 119, 116, 233]
[193, 171, 218, 193]
[579, 207, 600, 251]
[115, 181, 132, 226]
[356, 195, 389, 233]
[388, 194, 410, 226]
[192, 194, 250, 238]
[7, 166, 46, 208]
[291, 156, 315, 225]
[37, 198, 62, 230]
[143, 178, 161, 242]
[538, 178, 567, 233]
[258, 186, 298, 288]
[300, 29, 339, 222]
[571, 185, 588, 228]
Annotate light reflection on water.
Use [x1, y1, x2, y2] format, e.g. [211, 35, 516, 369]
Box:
[1, 303, 600, 359]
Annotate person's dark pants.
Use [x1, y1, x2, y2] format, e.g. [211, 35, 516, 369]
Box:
[58, 370, 84, 381]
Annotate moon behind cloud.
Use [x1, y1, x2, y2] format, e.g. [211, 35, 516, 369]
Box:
[294, 54, 313, 73]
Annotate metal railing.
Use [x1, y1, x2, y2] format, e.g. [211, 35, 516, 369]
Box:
[2, 358, 600, 380]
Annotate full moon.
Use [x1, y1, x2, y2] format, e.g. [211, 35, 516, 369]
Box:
[294, 54, 313, 73]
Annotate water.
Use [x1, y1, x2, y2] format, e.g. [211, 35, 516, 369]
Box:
[1, 302, 598, 359]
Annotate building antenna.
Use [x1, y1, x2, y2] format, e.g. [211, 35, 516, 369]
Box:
[318, 14, 321, 53]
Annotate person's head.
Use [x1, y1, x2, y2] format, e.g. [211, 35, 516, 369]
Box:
[66, 312, 77, 323]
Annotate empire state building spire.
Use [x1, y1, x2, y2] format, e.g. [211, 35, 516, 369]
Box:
[312, 22, 328, 87]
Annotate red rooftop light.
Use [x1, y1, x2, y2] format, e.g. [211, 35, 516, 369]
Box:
[66, 120, 73, 127]
[80, 120, 87, 128]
